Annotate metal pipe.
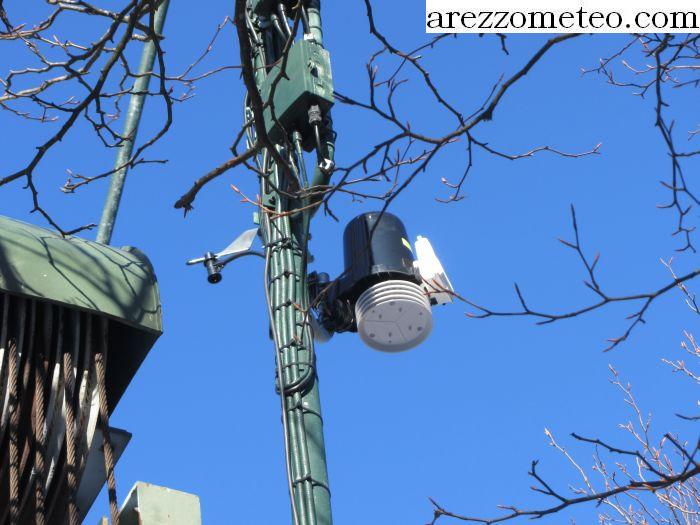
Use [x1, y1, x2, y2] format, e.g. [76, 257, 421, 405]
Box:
[306, 0, 323, 45]
[96, 0, 170, 245]
[264, 213, 302, 525]
[248, 2, 333, 523]
[309, 129, 335, 214]
[306, 0, 334, 214]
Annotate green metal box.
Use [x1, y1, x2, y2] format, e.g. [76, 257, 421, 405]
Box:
[259, 39, 334, 150]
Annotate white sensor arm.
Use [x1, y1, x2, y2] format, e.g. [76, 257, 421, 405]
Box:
[414, 236, 454, 305]
[187, 228, 259, 266]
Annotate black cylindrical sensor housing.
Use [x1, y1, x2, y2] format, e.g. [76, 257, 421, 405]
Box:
[338, 212, 419, 302]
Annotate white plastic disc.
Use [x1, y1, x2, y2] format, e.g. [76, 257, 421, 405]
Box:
[355, 282, 427, 309]
[355, 280, 433, 352]
[356, 288, 428, 312]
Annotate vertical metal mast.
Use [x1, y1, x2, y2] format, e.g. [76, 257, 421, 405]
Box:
[241, 1, 334, 524]
[96, 0, 170, 245]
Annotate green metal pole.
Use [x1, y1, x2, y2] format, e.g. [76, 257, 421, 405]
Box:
[247, 2, 333, 523]
[306, 0, 324, 45]
[262, 181, 332, 525]
[307, 0, 335, 208]
[96, 0, 170, 245]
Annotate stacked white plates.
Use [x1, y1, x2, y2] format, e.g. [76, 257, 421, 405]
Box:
[355, 279, 433, 352]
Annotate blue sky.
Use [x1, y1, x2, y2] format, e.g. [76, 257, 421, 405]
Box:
[1, 2, 698, 524]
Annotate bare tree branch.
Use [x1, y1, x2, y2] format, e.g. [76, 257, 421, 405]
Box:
[463, 206, 700, 350]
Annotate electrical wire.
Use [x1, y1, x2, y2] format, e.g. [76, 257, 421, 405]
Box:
[245, 3, 331, 523]
[263, 213, 301, 525]
[270, 14, 288, 41]
[277, 3, 293, 37]
[245, 9, 303, 522]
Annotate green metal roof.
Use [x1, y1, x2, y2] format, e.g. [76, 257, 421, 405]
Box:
[0, 215, 161, 334]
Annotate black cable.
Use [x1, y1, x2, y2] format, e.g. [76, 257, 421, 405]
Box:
[277, 3, 292, 37]
[300, 6, 310, 35]
[270, 13, 288, 42]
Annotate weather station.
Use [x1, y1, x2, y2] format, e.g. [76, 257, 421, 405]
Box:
[185, 5, 456, 524]
[0, 1, 456, 524]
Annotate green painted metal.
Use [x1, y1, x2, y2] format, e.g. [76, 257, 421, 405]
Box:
[102, 482, 202, 525]
[259, 39, 334, 149]
[261, 187, 333, 525]
[306, 0, 334, 209]
[246, 2, 334, 523]
[307, 0, 324, 45]
[0, 214, 161, 412]
[0, 216, 161, 334]
[96, 0, 170, 245]
[309, 134, 335, 208]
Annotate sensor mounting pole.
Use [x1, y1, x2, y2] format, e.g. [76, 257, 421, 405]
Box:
[240, 1, 334, 524]
[96, 0, 170, 245]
